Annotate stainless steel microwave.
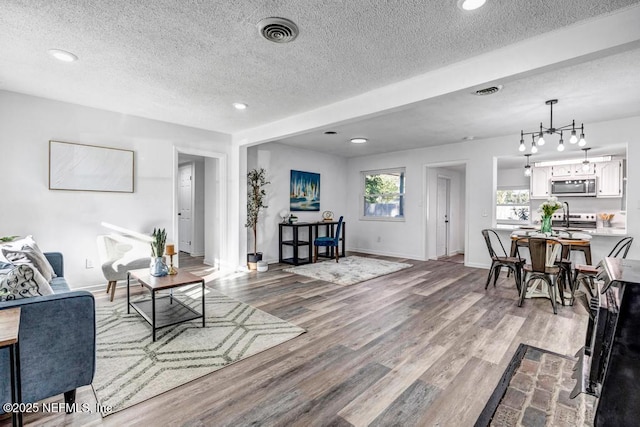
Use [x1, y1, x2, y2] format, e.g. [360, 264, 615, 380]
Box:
[550, 178, 596, 196]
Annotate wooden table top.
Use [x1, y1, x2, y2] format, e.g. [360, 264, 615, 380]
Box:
[0, 307, 21, 347]
[510, 234, 591, 246]
[129, 269, 204, 291]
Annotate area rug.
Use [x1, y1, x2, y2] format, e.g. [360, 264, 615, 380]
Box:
[283, 255, 412, 285]
[475, 344, 595, 427]
[92, 286, 305, 416]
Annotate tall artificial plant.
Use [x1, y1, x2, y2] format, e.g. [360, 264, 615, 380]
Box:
[245, 168, 270, 256]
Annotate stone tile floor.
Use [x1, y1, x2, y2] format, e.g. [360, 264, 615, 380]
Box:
[491, 347, 596, 427]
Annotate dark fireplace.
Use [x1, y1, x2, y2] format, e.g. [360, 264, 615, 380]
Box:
[573, 258, 640, 426]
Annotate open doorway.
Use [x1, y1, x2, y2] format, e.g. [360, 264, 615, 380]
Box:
[174, 148, 226, 270]
[425, 163, 467, 263]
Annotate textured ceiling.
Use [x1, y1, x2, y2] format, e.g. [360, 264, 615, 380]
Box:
[273, 47, 640, 160]
[1, 0, 640, 136]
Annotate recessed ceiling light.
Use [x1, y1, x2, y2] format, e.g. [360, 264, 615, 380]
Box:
[463, 136, 475, 141]
[324, 131, 337, 135]
[47, 49, 78, 62]
[232, 102, 248, 110]
[457, 0, 487, 11]
[350, 137, 368, 144]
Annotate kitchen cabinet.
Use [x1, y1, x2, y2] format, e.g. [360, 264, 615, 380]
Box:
[596, 159, 623, 197]
[551, 163, 596, 177]
[530, 166, 551, 198]
[550, 164, 573, 177]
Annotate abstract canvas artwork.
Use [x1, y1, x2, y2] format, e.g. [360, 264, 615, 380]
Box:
[290, 170, 320, 211]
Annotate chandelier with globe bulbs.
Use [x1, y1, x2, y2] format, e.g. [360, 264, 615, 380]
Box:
[518, 99, 586, 153]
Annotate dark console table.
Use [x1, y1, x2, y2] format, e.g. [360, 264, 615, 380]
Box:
[279, 221, 345, 265]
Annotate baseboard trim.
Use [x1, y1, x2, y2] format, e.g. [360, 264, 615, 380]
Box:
[348, 247, 420, 261]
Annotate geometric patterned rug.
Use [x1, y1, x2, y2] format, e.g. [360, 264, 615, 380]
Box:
[283, 255, 412, 285]
[92, 285, 305, 416]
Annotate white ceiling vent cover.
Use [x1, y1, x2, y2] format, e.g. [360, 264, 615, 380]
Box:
[257, 17, 299, 43]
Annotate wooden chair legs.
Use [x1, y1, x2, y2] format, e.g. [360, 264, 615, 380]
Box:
[106, 280, 117, 302]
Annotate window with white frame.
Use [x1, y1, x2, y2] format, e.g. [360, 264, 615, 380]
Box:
[496, 188, 530, 223]
[362, 168, 405, 219]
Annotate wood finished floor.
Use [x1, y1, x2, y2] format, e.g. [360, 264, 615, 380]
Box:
[2, 254, 589, 427]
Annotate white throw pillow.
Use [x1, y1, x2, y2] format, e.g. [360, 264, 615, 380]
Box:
[0, 264, 54, 301]
[1, 235, 56, 282]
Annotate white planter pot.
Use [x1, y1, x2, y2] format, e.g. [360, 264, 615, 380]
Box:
[256, 261, 268, 272]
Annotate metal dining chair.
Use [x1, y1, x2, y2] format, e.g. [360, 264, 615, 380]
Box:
[519, 237, 565, 314]
[573, 236, 634, 298]
[481, 229, 524, 293]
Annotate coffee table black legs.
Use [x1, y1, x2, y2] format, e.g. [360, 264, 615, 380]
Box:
[201, 280, 205, 327]
[152, 291, 157, 341]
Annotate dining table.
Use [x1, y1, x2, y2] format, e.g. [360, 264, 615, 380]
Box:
[509, 229, 593, 304]
[509, 229, 593, 265]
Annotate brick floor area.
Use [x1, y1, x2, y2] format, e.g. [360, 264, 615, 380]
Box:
[491, 347, 596, 427]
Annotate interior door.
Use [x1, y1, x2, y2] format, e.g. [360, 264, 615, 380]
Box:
[436, 177, 450, 258]
[179, 163, 193, 254]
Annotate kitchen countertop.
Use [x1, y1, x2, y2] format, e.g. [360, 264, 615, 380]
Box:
[494, 224, 627, 237]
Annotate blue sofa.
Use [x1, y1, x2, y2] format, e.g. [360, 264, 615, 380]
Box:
[0, 252, 95, 413]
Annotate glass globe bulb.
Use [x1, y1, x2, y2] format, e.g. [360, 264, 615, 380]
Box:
[519, 142, 525, 152]
[578, 135, 586, 147]
[531, 145, 538, 154]
[538, 134, 545, 146]
[569, 130, 578, 144]
[557, 142, 565, 152]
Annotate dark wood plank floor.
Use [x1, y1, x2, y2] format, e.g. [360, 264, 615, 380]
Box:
[2, 254, 589, 426]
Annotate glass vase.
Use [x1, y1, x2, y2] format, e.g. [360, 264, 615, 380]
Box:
[150, 256, 169, 277]
[540, 215, 553, 234]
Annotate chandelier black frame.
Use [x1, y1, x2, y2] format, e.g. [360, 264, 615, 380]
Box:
[519, 99, 586, 153]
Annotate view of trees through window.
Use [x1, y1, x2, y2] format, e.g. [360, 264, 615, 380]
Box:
[363, 169, 405, 218]
[496, 189, 530, 222]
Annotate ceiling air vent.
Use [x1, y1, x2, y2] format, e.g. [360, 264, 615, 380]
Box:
[473, 85, 503, 96]
[257, 17, 299, 43]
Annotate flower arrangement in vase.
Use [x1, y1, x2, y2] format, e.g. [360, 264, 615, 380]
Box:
[537, 196, 562, 234]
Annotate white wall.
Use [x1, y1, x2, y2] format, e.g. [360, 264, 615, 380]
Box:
[247, 142, 348, 263]
[0, 91, 231, 288]
[193, 159, 206, 256]
[497, 168, 529, 188]
[204, 157, 219, 267]
[347, 115, 640, 268]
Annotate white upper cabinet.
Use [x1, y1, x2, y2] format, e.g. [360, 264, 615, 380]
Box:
[531, 166, 551, 198]
[596, 160, 623, 197]
[551, 164, 573, 177]
[551, 163, 596, 177]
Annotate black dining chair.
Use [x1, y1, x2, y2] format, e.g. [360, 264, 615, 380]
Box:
[520, 237, 565, 314]
[573, 236, 634, 298]
[313, 216, 343, 263]
[481, 229, 524, 293]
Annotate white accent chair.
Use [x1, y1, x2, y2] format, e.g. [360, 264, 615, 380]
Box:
[97, 234, 150, 301]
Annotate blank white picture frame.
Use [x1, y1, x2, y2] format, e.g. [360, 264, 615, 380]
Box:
[49, 140, 134, 193]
